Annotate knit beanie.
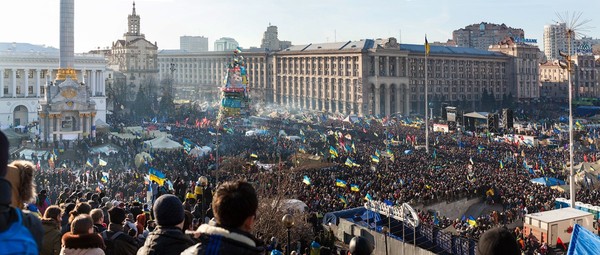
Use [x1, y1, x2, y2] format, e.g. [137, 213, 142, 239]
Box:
[108, 207, 127, 224]
[153, 194, 184, 227]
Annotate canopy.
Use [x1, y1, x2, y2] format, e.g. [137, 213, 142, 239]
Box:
[89, 144, 120, 155]
[189, 146, 212, 157]
[530, 177, 566, 187]
[567, 224, 600, 255]
[143, 136, 182, 151]
[463, 112, 489, 119]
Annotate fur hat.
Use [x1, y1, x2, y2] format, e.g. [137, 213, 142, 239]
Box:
[108, 207, 126, 224]
[153, 194, 184, 227]
[4, 160, 36, 208]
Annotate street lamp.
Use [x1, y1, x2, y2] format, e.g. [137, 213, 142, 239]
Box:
[282, 214, 295, 255]
[559, 42, 574, 209]
[382, 226, 390, 255]
[198, 176, 208, 223]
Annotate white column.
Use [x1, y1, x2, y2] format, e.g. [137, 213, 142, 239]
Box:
[384, 84, 391, 116]
[0, 68, 4, 97]
[374, 84, 381, 116]
[24, 69, 29, 97]
[35, 69, 41, 97]
[100, 71, 105, 96]
[11, 69, 17, 97]
[91, 70, 97, 96]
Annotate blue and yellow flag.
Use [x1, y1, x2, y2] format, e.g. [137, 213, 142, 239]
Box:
[250, 153, 258, 158]
[329, 146, 338, 158]
[371, 155, 380, 163]
[335, 179, 347, 188]
[86, 159, 93, 167]
[149, 168, 166, 186]
[298, 146, 307, 154]
[183, 138, 195, 154]
[302, 175, 311, 186]
[387, 149, 395, 161]
[100, 175, 108, 183]
[467, 216, 477, 226]
[425, 35, 430, 56]
[499, 160, 504, 169]
[350, 184, 360, 192]
[375, 149, 381, 158]
[98, 159, 107, 167]
[338, 195, 348, 207]
[364, 193, 373, 201]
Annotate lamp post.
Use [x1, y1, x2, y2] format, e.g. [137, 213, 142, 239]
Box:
[382, 226, 390, 255]
[198, 175, 208, 223]
[559, 31, 575, 208]
[282, 214, 294, 255]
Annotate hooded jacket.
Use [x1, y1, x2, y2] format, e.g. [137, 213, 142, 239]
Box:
[137, 226, 194, 255]
[41, 218, 62, 255]
[181, 223, 265, 255]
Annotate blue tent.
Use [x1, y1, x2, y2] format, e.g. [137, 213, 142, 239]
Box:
[567, 224, 600, 255]
[530, 177, 566, 187]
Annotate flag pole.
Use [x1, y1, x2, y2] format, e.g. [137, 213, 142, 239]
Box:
[425, 35, 429, 154]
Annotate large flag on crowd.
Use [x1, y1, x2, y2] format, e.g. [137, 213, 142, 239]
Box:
[149, 167, 166, 185]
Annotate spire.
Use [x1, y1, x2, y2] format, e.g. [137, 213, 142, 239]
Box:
[132, 1, 136, 15]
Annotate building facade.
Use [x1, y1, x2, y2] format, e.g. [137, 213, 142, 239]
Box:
[453, 22, 525, 51]
[544, 23, 569, 61]
[0, 43, 107, 129]
[180, 36, 208, 52]
[489, 42, 540, 101]
[108, 2, 158, 102]
[159, 37, 518, 117]
[214, 37, 239, 52]
[539, 61, 569, 101]
[572, 55, 599, 98]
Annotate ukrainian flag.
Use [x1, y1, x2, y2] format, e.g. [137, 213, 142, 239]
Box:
[149, 168, 166, 186]
[86, 159, 93, 167]
[98, 159, 107, 167]
[364, 193, 373, 201]
[250, 153, 258, 158]
[375, 149, 381, 157]
[345, 158, 354, 167]
[425, 35, 430, 56]
[329, 146, 338, 158]
[335, 179, 347, 188]
[338, 195, 348, 207]
[350, 184, 360, 192]
[467, 216, 477, 226]
[371, 155, 380, 163]
[302, 175, 311, 186]
[299, 146, 306, 154]
[100, 175, 108, 183]
[499, 160, 504, 169]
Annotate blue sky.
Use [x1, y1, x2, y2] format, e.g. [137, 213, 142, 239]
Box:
[1, 0, 598, 52]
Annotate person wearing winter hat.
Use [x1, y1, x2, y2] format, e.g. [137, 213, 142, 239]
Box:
[60, 214, 105, 255]
[0, 131, 44, 253]
[137, 194, 193, 255]
[101, 207, 139, 255]
[348, 236, 373, 255]
[182, 180, 265, 255]
[476, 227, 520, 255]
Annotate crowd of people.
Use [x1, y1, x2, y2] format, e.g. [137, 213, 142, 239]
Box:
[2, 102, 599, 254]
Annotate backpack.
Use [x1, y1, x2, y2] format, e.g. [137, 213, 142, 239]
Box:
[101, 230, 124, 255]
[0, 208, 38, 255]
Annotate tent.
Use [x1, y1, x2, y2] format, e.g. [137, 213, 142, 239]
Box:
[95, 119, 110, 132]
[143, 136, 183, 151]
[567, 224, 600, 255]
[272, 199, 308, 213]
[530, 177, 566, 187]
[89, 144, 120, 155]
[343, 114, 360, 123]
[134, 152, 153, 168]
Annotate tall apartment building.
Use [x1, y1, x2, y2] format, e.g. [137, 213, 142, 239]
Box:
[453, 22, 525, 50]
[108, 2, 158, 102]
[543, 23, 569, 60]
[180, 36, 208, 52]
[260, 25, 292, 51]
[489, 42, 541, 101]
[159, 37, 517, 117]
[214, 37, 239, 52]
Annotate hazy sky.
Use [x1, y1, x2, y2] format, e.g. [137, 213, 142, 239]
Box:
[1, 0, 598, 53]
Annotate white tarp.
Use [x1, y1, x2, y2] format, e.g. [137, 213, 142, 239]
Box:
[189, 146, 212, 157]
[144, 136, 183, 151]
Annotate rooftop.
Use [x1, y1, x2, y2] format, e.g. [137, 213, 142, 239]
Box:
[0, 42, 58, 53]
[526, 207, 593, 223]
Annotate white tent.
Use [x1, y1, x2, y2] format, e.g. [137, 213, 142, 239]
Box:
[189, 146, 212, 157]
[144, 136, 183, 151]
[272, 199, 308, 214]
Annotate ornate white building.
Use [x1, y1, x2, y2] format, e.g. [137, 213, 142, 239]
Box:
[0, 43, 107, 129]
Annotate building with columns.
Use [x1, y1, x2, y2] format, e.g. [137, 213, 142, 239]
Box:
[158, 38, 521, 117]
[0, 43, 107, 129]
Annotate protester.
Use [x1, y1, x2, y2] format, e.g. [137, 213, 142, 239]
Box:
[60, 214, 105, 255]
[91, 209, 106, 233]
[41, 205, 63, 255]
[101, 207, 138, 255]
[137, 194, 193, 255]
[476, 227, 520, 255]
[347, 236, 373, 255]
[182, 180, 265, 255]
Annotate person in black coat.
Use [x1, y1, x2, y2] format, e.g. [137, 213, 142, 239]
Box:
[182, 180, 265, 255]
[137, 194, 194, 255]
